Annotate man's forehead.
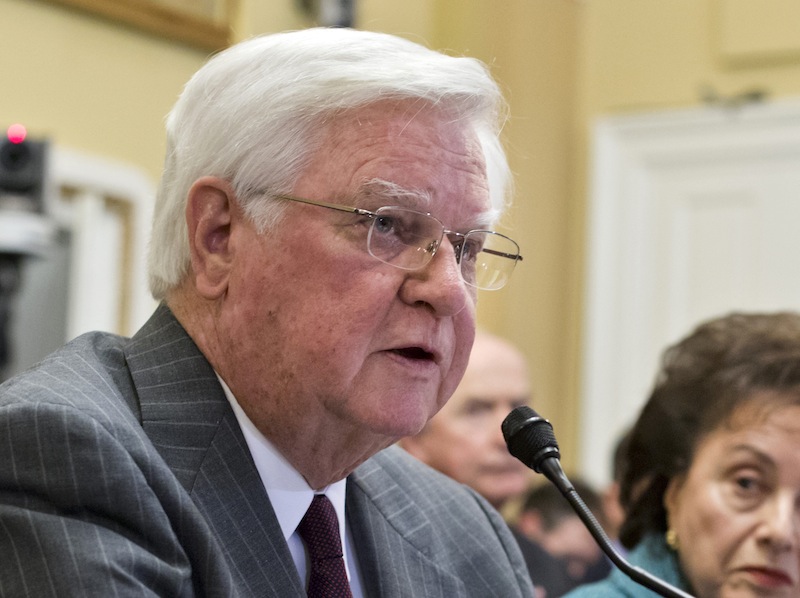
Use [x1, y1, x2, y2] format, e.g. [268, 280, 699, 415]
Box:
[356, 179, 431, 208]
[307, 101, 495, 218]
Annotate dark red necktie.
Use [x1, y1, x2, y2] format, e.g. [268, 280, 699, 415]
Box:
[297, 494, 354, 597]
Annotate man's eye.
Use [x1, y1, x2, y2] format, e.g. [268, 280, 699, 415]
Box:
[373, 215, 397, 235]
[374, 215, 426, 246]
[462, 401, 493, 417]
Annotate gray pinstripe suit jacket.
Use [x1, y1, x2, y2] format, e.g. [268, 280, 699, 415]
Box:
[0, 304, 534, 597]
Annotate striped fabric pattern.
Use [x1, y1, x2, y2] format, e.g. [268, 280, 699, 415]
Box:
[0, 304, 534, 597]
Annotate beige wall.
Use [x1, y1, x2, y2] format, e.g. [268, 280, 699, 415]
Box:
[2, 0, 206, 180]
[5, 0, 800, 471]
[564, 0, 800, 471]
[439, 0, 800, 471]
[429, 1, 580, 466]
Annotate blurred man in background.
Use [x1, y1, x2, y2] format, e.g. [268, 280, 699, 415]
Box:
[399, 330, 532, 509]
[400, 330, 575, 596]
[515, 478, 612, 592]
[600, 429, 631, 557]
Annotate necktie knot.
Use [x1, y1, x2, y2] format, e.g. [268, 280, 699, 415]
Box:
[297, 494, 353, 597]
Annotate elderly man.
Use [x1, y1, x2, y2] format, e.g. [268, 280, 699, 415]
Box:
[0, 28, 530, 597]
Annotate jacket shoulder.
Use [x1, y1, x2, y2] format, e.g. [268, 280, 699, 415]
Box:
[350, 445, 535, 597]
[0, 330, 138, 420]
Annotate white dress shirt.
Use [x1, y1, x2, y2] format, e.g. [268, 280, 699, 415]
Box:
[218, 376, 365, 596]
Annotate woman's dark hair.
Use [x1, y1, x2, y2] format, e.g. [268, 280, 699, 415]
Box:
[618, 312, 800, 548]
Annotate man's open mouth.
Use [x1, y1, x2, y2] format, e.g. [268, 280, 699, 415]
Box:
[391, 347, 435, 361]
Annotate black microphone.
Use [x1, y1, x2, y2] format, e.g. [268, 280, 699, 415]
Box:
[502, 406, 694, 598]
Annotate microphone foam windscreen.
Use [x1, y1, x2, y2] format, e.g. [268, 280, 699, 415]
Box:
[501, 406, 560, 472]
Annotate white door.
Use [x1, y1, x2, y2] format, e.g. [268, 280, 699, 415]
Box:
[580, 98, 800, 486]
[4, 147, 156, 380]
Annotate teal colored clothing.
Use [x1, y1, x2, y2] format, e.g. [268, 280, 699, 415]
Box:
[563, 533, 692, 597]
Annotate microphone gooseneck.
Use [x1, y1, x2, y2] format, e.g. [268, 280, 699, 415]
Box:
[502, 406, 695, 598]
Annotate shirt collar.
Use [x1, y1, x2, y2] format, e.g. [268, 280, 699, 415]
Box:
[216, 375, 348, 542]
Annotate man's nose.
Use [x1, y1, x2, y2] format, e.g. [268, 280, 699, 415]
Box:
[399, 237, 472, 316]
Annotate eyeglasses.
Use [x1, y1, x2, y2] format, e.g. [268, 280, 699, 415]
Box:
[275, 194, 522, 291]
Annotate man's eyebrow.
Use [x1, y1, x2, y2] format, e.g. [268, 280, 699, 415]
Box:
[357, 178, 432, 209]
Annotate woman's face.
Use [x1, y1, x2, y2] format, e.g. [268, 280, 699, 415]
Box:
[664, 399, 800, 598]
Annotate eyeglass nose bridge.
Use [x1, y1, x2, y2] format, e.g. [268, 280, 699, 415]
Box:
[370, 229, 463, 272]
[418, 231, 472, 282]
[413, 230, 465, 261]
[364, 207, 520, 290]
[443, 231, 468, 264]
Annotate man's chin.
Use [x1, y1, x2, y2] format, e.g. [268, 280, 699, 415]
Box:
[363, 410, 433, 444]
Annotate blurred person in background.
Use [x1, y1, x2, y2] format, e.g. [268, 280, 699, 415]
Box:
[516, 479, 612, 590]
[601, 428, 632, 557]
[566, 312, 800, 598]
[399, 330, 532, 509]
[401, 330, 574, 597]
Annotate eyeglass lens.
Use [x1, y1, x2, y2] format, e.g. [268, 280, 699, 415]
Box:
[366, 207, 519, 290]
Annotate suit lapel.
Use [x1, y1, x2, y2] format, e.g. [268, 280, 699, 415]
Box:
[125, 304, 305, 597]
[347, 452, 464, 597]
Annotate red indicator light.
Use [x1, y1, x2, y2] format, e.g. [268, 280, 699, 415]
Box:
[7, 124, 27, 144]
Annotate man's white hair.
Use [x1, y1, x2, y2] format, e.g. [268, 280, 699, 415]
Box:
[148, 27, 511, 300]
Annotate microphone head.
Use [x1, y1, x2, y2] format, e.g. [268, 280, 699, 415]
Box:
[501, 406, 561, 473]
[503, 413, 693, 598]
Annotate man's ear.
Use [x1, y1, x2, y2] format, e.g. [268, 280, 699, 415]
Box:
[186, 176, 237, 300]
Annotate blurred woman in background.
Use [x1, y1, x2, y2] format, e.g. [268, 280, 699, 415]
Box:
[566, 312, 800, 597]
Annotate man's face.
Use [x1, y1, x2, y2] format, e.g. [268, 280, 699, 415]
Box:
[401, 334, 532, 507]
[537, 516, 603, 580]
[219, 101, 493, 456]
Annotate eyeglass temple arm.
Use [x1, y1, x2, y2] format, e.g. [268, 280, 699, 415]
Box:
[276, 194, 372, 217]
[447, 232, 522, 263]
[482, 247, 523, 262]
